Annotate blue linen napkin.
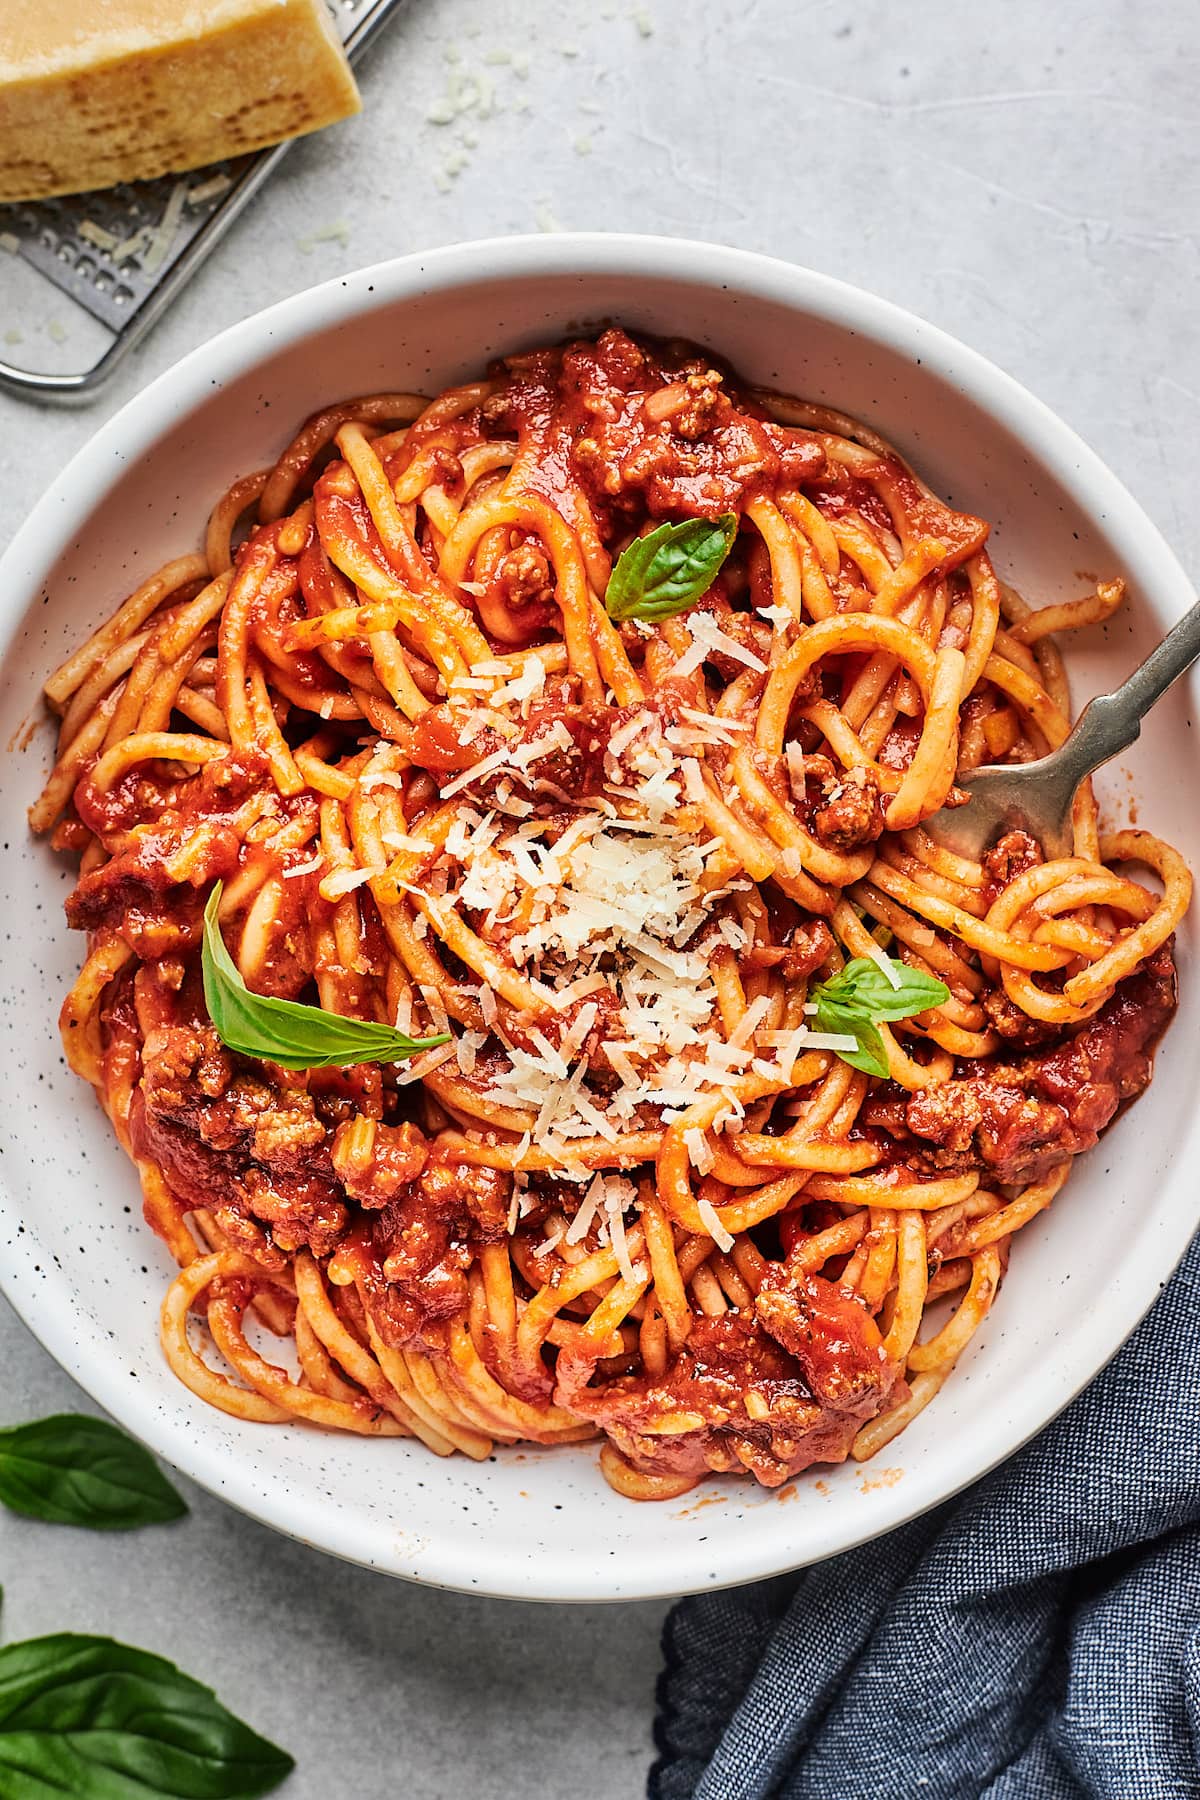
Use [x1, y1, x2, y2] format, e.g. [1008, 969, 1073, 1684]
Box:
[651, 1231, 1200, 1800]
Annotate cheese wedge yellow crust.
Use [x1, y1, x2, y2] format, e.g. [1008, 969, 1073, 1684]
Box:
[0, 0, 362, 203]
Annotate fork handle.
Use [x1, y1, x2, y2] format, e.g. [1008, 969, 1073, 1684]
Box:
[1054, 592, 1200, 788]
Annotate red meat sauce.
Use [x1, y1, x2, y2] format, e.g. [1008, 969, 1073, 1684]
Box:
[401, 666, 705, 805]
[65, 752, 316, 963]
[98, 918, 1177, 1489]
[56, 328, 1168, 1482]
[482, 329, 827, 522]
[125, 985, 512, 1313]
[355, 325, 989, 651]
[106, 932, 895, 1483]
[398, 664, 885, 860]
[557, 1271, 903, 1487]
[63, 736, 1179, 1488]
[463, 327, 989, 563]
[859, 943, 1178, 1186]
[403, 678, 614, 790]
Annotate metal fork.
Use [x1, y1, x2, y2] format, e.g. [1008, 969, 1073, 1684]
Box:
[925, 594, 1200, 861]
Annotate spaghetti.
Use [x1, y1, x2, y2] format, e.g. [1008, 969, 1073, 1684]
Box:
[33, 329, 1190, 1501]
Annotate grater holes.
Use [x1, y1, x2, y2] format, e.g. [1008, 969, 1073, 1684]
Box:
[0, 0, 404, 352]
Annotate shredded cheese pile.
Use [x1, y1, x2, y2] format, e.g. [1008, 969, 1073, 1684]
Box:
[444, 803, 746, 1150]
[322, 622, 847, 1248]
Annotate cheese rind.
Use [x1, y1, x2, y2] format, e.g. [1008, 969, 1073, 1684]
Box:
[0, 0, 361, 203]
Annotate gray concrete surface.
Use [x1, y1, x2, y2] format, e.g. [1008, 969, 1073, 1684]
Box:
[1, 2, 1196, 1795]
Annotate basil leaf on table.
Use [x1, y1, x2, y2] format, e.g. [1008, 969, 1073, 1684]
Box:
[202, 883, 448, 1070]
[810, 956, 950, 1080]
[604, 513, 739, 623]
[0, 1635, 293, 1798]
[0, 1415, 186, 1530]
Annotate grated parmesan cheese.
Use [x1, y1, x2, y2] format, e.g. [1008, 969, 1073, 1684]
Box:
[785, 741, 807, 803]
[684, 1127, 715, 1175]
[140, 180, 189, 274]
[678, 706, 749, 743]
[696, 1195, 735, 1253]
[759, 602, 794, 631]
[319, 865, 377, 900]
[78, 220, 120, 253]
[381, 830, 436, 854]
[604, 1182, 640, 1284]
[358, 768, 407, 793]
[112, 226, 151, 262]
[767, 1025, 811, 1078]
[800, 1029, 862, 1053]
[383, 650, 826, 1157]
[419, 984, 451, 1038]
[672, 611, 767, 680]
[564, 1173, 606, 1245]
[438, 748, 509, 799]
[186, 173, 233, 207]
[455, 1030, 488, 1077]
[728, 994, 772, 1048]
[394, 1042, 458, 1086]
[679, 757, 708, 807]
[533, 1225, 565, 1259]
[859, 933, 904, 989]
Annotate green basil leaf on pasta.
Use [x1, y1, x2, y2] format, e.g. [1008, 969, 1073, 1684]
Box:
[809, 956, 949, 1079]
[811, 1003, 891, 1079]
[0, 1415, 186, 1530]
[0, 1634, 293, 1798]
[813, 957, 949, 1025]
[604, 513, 739, 623]
[202, 883, 448, 1071]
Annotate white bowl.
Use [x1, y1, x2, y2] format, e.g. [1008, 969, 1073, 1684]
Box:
[0, 235, 1195, 1602]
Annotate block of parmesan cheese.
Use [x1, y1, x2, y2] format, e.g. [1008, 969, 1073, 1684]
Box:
[0, 0, 362, 203]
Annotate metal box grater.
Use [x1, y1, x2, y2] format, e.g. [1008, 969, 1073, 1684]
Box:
[0, 0, 407, 403]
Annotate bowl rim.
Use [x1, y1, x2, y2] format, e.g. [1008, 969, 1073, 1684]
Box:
[1, 231, 1196, 1603]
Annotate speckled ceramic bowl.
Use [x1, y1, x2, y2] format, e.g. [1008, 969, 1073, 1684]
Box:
[0, 236, 1196, 1601]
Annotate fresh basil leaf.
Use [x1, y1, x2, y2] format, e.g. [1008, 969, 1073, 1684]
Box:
[813, 957, 950, 1024]
[202, 883, 448, 1071]
[812, 1002, 891, 1079]
[0, 1415, 186, 1531]
[604, 514, 738, 623]
[0, 1634, 293, 1798]
[809, 956, 949, 1080]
